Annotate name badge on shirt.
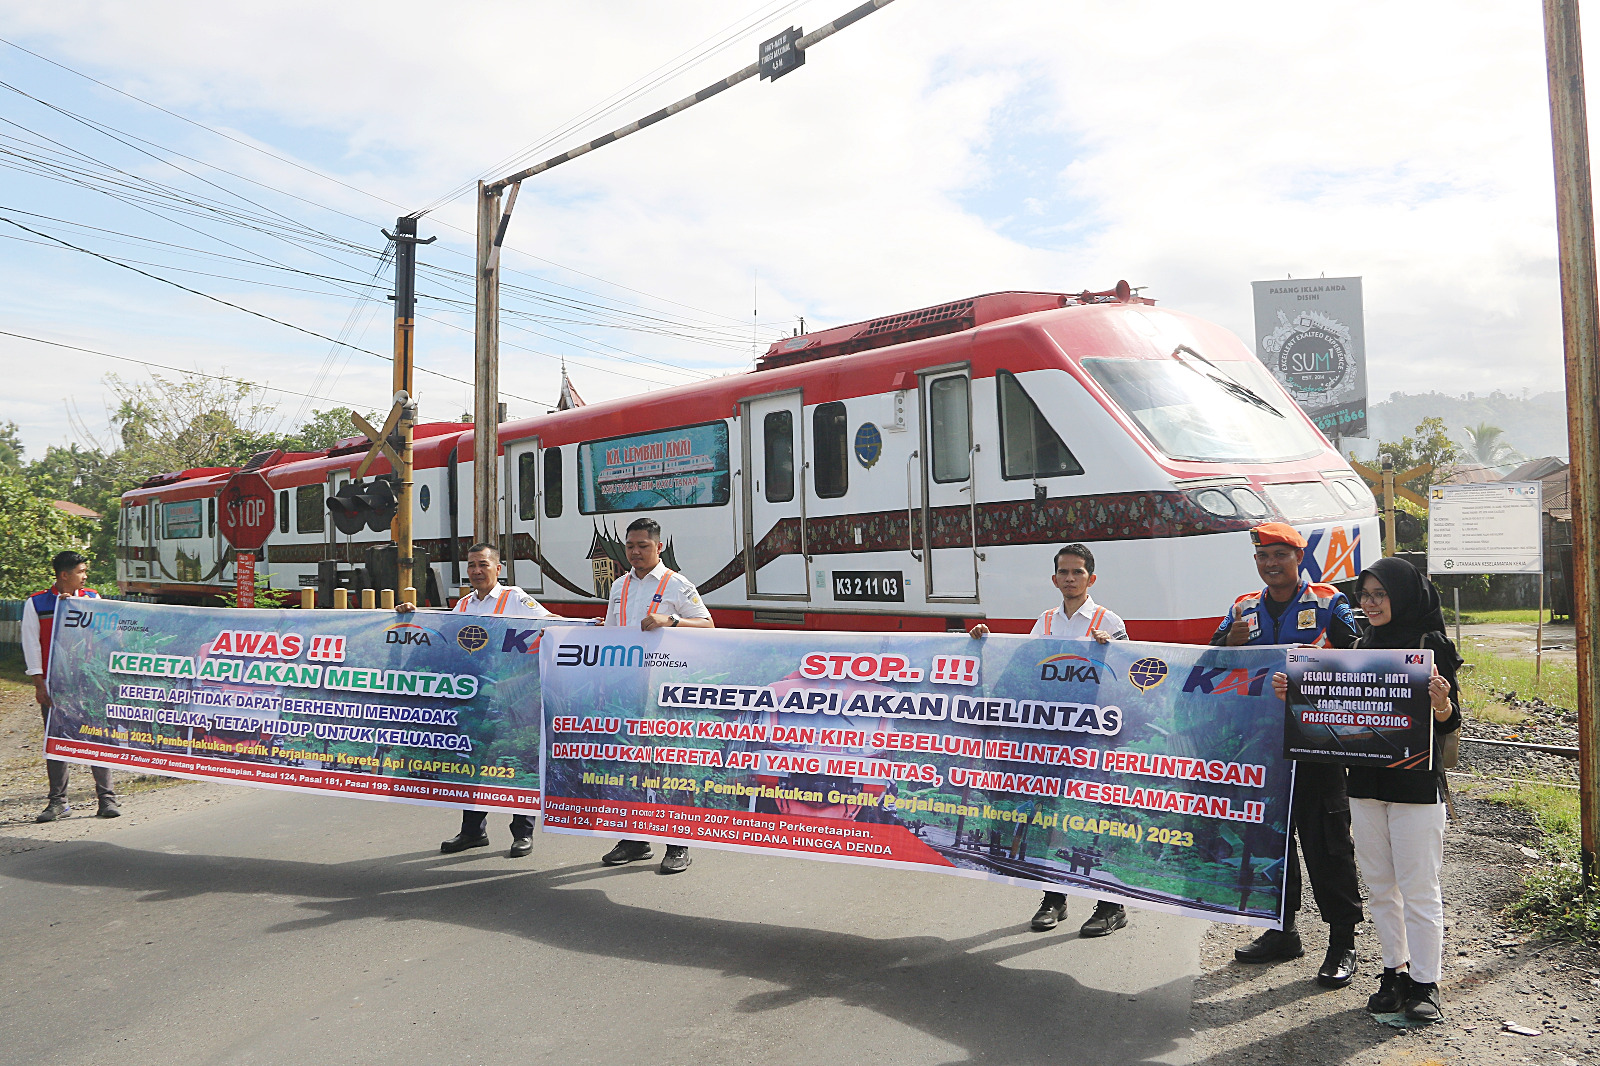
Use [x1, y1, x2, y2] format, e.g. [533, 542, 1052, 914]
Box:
[1298, 608, 1317, 630]
[1245, 612, 1260, 637]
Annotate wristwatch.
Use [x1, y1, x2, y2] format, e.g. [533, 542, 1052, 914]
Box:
[670, 614, 681, 627]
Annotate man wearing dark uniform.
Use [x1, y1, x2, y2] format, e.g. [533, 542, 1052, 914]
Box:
[1211, 523, 1364, 988]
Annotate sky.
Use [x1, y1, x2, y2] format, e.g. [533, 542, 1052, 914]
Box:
[0, 0, 1585, 460]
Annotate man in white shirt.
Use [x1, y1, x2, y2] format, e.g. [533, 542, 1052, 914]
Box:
[971, 542, 1130, 938]
[600, 517, 712, 874]
[399, 542, 558, 858]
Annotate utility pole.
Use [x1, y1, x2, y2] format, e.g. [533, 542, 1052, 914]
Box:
[469, 0, 897, 547]
[1543, 0, 1600, 886]
[380, 215, 433, 604]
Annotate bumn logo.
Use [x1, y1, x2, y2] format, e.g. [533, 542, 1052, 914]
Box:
[61, 605, 118, 633]
[555, 643, 645, 668]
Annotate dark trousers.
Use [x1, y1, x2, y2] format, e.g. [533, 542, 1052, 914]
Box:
[461, 809, 534, 840]
[41, 704, 114, 804]
[1284, 761, 1364, 927]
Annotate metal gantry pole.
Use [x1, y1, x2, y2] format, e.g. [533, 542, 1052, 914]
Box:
[1543, 0, 1600, 885]
[386, 215, 433, 605]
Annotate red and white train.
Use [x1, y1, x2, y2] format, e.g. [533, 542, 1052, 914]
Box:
[118, 287, 1377, 640]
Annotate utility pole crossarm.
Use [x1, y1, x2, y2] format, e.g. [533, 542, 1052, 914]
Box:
[487, 0, 897, 192]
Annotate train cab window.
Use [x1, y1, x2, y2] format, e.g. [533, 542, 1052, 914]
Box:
[543, 447, 563, 519]
[278, 490, 290, 533]
[812, 402, 848, 499]
[518, 453, 538, 521]
[997, 370, 1083, 479]
[928, 376, 971, 483]
[763, 411, 795, 503]
[295, 484, 325, 534]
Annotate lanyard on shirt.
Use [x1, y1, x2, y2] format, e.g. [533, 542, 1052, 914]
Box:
[619, 570, 674, 627]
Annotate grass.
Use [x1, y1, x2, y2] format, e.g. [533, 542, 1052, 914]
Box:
[1483, 782, 1600, 942]
[1457, 643, 1578, 714]
[1447, 608, 1555, 626]
[0, 647, 31, 691]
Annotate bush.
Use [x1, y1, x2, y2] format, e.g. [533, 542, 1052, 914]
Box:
[1509, 852, 1600, 942]
[0, 473, 94, 598]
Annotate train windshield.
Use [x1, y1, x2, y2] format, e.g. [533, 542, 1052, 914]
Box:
[1081, 354, 1324, 463]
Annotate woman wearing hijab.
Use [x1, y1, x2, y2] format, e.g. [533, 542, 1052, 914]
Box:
[1285, 557, 1461, 1021]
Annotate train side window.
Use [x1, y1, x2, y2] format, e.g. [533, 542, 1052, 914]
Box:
[812, 402, 848, 499]
[207, 497, 216, 538]
[763, 411, 795, 503]
[278, 490, 290, 533]
[929, 376, 971, 483]
[295, 485, 325, 534]
[997, 370, 1083, 479]
[543, 447, 563, 518]
[518, 453, 538, 521]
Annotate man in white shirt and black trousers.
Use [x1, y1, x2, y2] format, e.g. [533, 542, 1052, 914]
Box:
[971, 542, 1130, 938]
[599, 517, 714, 874]
[399, 542, 559, 858]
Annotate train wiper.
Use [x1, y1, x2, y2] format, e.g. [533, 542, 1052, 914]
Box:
[1170, 345, 1284, 418]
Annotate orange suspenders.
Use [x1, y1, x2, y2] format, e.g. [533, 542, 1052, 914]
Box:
[618, 571, 675, 626]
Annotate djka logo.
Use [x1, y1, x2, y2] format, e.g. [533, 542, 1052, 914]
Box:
[500, 628, 544, 655]
[1182, 665, 1272, 697]
[1037, 653, 1114, 684]
[61, 604, 119, 633]
[555, 642, 645, 668]
[384, 622, 439, 647]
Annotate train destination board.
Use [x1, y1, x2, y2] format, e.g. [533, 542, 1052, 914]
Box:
[1427, 481, 1543, 574]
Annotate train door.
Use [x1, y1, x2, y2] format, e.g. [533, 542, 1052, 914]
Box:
[919, 364, 979, 602]
[741, 390, 808, 598]
[506, 437, 546, 593]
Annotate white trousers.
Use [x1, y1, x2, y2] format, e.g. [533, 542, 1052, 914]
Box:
[1350, 797, 1447, 984]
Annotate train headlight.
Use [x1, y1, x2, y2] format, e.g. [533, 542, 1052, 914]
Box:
[1194, 489, 1237, 517]
[1228, 488, 1269, 518]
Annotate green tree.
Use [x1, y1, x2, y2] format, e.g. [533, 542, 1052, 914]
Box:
[0, 472, 94, 598]
[1375, 416, 1460, 486]
[1460, 421, 1521, 468]
[277, 408, 372, 452]
[0, 422, 23, 477]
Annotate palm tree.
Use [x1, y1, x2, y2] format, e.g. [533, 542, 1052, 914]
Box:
[1460, 422, 1521, 468]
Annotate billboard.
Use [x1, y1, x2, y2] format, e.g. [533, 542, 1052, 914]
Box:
[1251, 277, 1368, 439]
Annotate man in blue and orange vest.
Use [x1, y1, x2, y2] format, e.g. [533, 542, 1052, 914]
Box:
[1211, 522, 1363, 988]
[23, 550, 118, 822]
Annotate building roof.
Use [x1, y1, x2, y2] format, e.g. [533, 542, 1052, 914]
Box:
[51, 500, 100, 520]
[1502, 456, 1568, 482]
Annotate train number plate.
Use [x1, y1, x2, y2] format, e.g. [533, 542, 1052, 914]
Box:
[832, 570, 904, 602]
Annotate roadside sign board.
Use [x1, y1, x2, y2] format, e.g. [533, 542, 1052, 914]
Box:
[1427, 481, 1543, 574]
[218, 470, 275, 552]
[760, 26, 805, 80]
[235, 551, 256, 609]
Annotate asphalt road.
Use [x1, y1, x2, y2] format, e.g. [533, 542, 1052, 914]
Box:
[0, 787, 1206, 1065]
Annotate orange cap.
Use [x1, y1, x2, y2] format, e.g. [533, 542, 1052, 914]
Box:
[1249, 522, 1306, 549]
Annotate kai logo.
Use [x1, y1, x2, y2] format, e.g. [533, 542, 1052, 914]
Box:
[1038, 653, 1114, 684]
[1182, 665, 1272, 697]
[1302, 524, 1361, 583]
[1404, 653, 1426, 665]
[456, 624, 490, 653]
[501, 628, 545, 655]
[384, 623, 438, 647]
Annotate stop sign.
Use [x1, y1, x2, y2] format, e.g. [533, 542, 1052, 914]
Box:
[218, 471, 275, 551]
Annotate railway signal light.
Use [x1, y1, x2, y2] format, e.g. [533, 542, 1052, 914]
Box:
[326, 476, 399, 535]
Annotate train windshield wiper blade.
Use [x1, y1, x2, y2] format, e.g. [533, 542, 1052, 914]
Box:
[1170, 345, 1284, 418]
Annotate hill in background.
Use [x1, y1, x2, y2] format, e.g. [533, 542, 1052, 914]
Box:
[1342, 390, 1569, 463]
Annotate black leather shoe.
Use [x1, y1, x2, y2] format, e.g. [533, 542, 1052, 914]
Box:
[440, 832, 490, 854]
[1316, 944, 1358, 988]
[1079, 901, 1128, 938]
[658, 845, 691, 874]
[601, 839, 653, 866]
[1366, 967, 1411, 1013]
[1234, 927, 1304, 963]
[1031, 893, 1067, 931]
[508, 837, 533, 858]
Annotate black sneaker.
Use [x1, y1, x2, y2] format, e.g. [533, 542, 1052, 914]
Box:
[658, 845, 691, 874]
[35, 802, 68, 823]
[601, 839, 653, 866]
[1031, 893, 1067, 931]
[96, 800, 122, 819]
[1079, 901, 1128, 938]
[1366, 967, 1411, 1014]
[1402, 980, 1441, 1022]
[1234, 927, 1304, 963]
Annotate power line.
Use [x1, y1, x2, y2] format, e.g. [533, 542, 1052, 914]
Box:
[0, 329, 361, 407]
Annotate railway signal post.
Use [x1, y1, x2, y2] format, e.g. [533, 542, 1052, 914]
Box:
[376, 216, 434, 605]
[469, 0, 899, 546]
